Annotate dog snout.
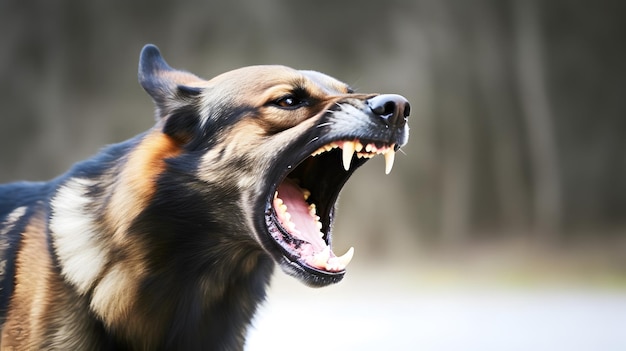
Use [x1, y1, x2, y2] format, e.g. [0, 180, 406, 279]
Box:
[367, 94, 410, 128]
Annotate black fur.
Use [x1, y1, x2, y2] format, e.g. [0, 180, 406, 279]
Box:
[125, 169, 275, 348]
[0, 44, 411, 350]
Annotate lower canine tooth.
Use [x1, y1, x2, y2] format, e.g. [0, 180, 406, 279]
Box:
[336, 247, 354, 268]
[342, 141, 356, 171]
[384, 149, 396, 174]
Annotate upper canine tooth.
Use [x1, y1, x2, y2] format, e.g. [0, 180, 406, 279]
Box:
[342, 141, 356, 171]
[384, 149, 396, 174]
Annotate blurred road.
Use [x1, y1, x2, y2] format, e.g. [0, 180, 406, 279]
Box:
[246, 267, 626, 351]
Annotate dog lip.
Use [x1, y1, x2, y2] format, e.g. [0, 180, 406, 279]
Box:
[261, 134, 401, 284]
[260, 144, 351, 282]
[256, 97, 409, 286]
[264, 203, 346, 283]
[265, 197, 345, 273]
[259, 96, 409, 284]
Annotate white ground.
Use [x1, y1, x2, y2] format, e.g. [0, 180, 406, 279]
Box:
[246, 265, 626, 351]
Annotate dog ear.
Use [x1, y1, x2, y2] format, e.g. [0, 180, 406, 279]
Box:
[138, 44, 204, 119]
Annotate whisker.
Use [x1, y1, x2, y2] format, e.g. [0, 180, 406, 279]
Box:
[306, 137, 320, 145]
[316, 122, 332, 128]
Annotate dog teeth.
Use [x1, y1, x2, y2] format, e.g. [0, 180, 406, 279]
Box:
[341, 141, 356, 171]
[274, 196, 296, 231]
[308, 204, 324, 236]
[311, 246, 331, 268]
[310, 140, 397, 174]
[309, 246, 354, 271]
[311, 143, 340, 156]
[384, 149, 395, 174]
[335, 246, 354, 268]
[355, 141, 363, 152]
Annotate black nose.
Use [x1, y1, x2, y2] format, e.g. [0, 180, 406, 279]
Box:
[367, 94, 411, 128]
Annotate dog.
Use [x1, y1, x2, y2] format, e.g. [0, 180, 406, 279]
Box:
[0, 44, 410, 350]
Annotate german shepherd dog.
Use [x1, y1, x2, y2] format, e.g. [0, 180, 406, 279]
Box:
[0, 45, 410, 350]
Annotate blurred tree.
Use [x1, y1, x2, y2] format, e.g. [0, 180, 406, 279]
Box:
[0, 0, 624, 249]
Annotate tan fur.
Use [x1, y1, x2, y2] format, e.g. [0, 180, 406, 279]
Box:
[107, 130, 181, 243]
[2, 208, 106, 349]
[0, 45, 410, 349]
[160, 70, 204, 88]
[97, 131, 182, 336]
[89, 262, 148, 345]
[2, 210, 50, 348]
[2, 210, 121, 349]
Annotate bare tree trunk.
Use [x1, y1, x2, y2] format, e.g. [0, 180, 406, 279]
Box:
[472, 0, 529, 233]
[513, 0, 562, 240]
[433, 1, 475, 245]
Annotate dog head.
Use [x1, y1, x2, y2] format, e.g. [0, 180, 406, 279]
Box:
[138, 45, 409, 287]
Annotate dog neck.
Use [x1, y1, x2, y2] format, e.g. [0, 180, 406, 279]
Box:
[48, 132, 275, 349]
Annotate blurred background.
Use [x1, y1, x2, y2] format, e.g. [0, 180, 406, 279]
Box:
[1, 0, 625, 350]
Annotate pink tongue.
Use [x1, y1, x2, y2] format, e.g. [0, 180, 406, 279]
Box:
[276, 180, 327, 252]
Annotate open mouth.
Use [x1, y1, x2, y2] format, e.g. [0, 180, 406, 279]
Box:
[264, 138, 397, 286]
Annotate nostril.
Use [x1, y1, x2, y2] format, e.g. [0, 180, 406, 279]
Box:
[368, 94, 411, 127]
[371, 101, 397, 118]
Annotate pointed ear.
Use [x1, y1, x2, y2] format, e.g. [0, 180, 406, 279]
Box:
[138, 44, 204, 118]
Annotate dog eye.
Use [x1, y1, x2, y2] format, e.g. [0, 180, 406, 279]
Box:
[271, 95, 308, 109]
